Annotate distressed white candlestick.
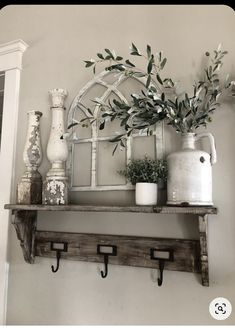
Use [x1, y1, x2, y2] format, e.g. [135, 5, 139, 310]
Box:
[43, 88, 69, 205]
[17, 110, 43, 204]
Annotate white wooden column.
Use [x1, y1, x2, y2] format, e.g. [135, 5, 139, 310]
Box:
[0, 39, 28, 324]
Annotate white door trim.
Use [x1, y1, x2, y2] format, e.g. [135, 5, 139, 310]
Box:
[0, 39, 28, 324]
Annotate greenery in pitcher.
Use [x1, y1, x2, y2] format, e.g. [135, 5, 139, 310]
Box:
[118, 156, 168, 185]
[64, 43, 235, 152]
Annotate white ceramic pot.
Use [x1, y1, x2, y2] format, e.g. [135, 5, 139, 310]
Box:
[135, 182, 158, 205]
[167, 132, 217, 206]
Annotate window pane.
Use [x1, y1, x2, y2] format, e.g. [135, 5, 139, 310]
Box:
[132, 135, 156, 159]
[80, 83, 106, 110]
[72, 143, 92, 187]
[70, 84, 107, 140]
[118, 77, 144, 102]
[73, 109, 92, 139]
[97, 140, 126, 186]
[97, 91, 126, 138]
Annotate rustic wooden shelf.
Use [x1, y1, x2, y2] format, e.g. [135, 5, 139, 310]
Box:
[4, 204, 217, 215]
[4, 204, 217, 286]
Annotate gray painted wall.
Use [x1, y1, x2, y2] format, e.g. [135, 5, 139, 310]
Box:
[0, 4, 235, 325]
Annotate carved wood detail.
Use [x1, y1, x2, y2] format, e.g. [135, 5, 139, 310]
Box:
[198, 214, 209, 286]
[12, 210, 37, 264]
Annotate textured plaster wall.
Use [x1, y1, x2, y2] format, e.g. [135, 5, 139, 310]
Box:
[0, 4, 235, 325]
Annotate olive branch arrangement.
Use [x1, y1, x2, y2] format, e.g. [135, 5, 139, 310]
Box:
[64, 43, 235, 154]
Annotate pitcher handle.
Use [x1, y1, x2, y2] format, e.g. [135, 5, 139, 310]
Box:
[195, 132, 217, 165]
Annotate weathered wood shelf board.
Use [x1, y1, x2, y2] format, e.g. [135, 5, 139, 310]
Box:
[4, 204, 217, 287]
[4, 204, 218, 215]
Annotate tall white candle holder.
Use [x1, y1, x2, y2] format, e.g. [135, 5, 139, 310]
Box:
[17, 110, 43, 204]
[43, 88, 69, 205]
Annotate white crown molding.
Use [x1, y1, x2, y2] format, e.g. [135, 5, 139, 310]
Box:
[0, 39, 28, 56]
[0, 39, 29, 71]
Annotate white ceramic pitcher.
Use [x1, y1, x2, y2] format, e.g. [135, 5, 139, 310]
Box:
[167, 132, 217, 206]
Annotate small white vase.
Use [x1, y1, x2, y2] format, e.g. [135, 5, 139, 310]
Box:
[135, 182, 158, 205]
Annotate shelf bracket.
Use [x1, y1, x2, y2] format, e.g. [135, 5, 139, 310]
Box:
[12, 210, 37, 264]
[198, 214, 209, 286]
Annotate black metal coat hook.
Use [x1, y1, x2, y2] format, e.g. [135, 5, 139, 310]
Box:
[157, 259, 165, 286]
[101, 254, 109, 278]
[50, 242, 68, 273]
[97, 244, 117, 278]
[150, 248, 174, 286]
[51, 250, 61, 273]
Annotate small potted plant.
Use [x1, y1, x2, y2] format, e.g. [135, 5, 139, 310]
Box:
[118, 156, 167, 205]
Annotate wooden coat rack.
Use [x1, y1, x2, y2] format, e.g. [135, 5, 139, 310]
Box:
[4, 204, 217, 286]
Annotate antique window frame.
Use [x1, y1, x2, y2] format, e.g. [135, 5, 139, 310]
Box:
[67, 70, 164, 192]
